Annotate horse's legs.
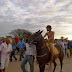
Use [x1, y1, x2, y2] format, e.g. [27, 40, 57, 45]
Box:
[53, 61, 57, 72]
[39, 64, 45, 72]
[59, 56, 64, 72]
[60, 59, 63, 72]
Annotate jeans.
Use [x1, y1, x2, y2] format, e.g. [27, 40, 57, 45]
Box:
[21, 54, 34, 72]
[16, 47, 19, 53]
[19, 50, 24, 60]
[65, 48, 67, 56]
[63, 50, 65, 55]
[10, 51, 17, 61]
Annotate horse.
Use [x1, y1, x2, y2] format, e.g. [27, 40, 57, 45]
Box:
[30, 30, 64, 72]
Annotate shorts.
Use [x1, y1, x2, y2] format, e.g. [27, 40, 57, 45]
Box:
[0, 57, 9, 69]
[49, 43, 54, 45]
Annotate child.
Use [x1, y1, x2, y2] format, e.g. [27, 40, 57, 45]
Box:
[10, 43, 17, 62]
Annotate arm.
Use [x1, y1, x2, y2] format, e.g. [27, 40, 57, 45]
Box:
[7, 51, 12, 54]
[0, 45, 2, 55]
[44, 33, 47, 38]
[24, 46, 26, 50]
[17, 42, 20, 47]
[23, 42, 26, 48]
[0, 51, 1, 66]
[7, 45, 12, 54]
[23, 42, 26, 50]
[0, 51, 1, 55]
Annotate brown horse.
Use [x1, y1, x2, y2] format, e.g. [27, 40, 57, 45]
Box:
[30, 30, 64, 72]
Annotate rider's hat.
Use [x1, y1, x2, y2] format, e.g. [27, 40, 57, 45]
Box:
[46, 25, 52, 29]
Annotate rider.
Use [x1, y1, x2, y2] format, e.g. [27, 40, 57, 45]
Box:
[44, 25, 54, 71]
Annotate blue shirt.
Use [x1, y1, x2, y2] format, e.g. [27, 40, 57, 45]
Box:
[17, 41, 26, 49]
[12, 46, 16, 49]
[70, 42, 72, 48]
[12, 46, 16, 51]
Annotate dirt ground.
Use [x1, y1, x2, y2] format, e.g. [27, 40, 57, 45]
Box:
[6, 55, 72, 72]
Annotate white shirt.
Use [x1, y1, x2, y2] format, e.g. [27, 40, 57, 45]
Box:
[60, 41, 65, 50]
[26, 43, 36, 56]
[64, 42, 68, 49]
[0, 42, 12, 58]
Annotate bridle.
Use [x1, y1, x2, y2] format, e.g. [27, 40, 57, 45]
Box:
[30, 32, 45, 49]
[31, 32, 41, 43]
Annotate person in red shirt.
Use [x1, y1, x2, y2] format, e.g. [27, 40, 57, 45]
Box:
[15, 36, 19, 53]
[15, 36, 19, 44]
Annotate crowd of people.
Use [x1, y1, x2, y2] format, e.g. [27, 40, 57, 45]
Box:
[0, 25, 72, 72]
[55, 39, 72, 58]
[0, 33, 36, 72]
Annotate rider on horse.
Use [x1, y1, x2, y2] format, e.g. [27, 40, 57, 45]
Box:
[44, 25, 54, 71]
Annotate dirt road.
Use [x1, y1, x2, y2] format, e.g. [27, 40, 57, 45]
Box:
[6, 55, 72, 72]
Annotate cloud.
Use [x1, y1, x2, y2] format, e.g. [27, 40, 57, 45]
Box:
[0, 0, 72, 39]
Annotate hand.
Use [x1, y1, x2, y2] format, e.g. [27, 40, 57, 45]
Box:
[7, 51, 10, 54]
[21, 48, 23, 51]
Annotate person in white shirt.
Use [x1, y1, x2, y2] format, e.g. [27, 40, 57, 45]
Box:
[64, 40, 68, 56]
[60, 39, 65, 55]
[21, 33, 36, 72]
[0, 38, 12, 72]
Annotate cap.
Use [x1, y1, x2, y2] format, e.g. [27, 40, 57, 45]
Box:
[46, 25, 52, 29]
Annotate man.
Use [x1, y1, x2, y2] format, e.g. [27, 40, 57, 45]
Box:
[15, 36, 18, 44]
[67, 41, 70, 57]
[0, 38, 12, 72]
[60, 39, 65, 55]
[64, 40, 68, 56]
[15, 36, 19, 53]
[69, 40, 72, 56]
[10, 43, 17, 62]
[0, 38, 3, 45]
[17, 38, 26, 61]
[44, 25, 54, 71]
[9, 37, 12, 44]
[21, 33, 36, 72]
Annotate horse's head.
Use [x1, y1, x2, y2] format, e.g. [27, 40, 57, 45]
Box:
[30, 30, 43, 44]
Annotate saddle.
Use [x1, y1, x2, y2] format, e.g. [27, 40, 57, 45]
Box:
[45, 42, 59, 55]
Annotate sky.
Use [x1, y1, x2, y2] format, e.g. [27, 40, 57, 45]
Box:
[0, 0, 72, 39]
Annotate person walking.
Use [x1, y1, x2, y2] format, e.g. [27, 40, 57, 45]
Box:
[60, 39, 65, 55]
[0, 38, 3, 45]
[10, 43, 17, 62]
[21, 38, 36, 72]
[64, 40, 68, 57]
[0, 38, 12, 72]
[17, 38, 26, 61]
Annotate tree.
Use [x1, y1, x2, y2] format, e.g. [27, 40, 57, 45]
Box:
[9, 29, 32, 40]
[61, 36, 64, 40]
[6, 36, 12, 38]
[65, 37, 68, 40]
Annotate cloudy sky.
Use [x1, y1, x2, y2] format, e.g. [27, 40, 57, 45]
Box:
[0, 0, 72, 39]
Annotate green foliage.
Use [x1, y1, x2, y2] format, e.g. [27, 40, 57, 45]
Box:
[9, 29, 32, 41]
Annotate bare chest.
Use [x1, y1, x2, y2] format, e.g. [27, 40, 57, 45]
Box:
[47, 32, 53, 38]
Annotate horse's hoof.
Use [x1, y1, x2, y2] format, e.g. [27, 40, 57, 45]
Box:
[60, 70, 62, 72]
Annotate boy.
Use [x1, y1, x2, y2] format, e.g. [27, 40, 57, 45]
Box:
[10, 43, 17, 62]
